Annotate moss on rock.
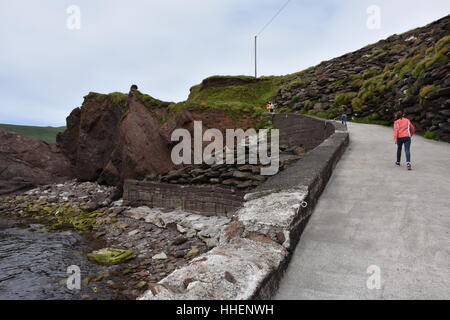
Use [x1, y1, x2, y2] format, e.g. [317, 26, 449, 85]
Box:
[335, 92, 357, 106]
[6, 196, 107, 231]
[423, 131, 438, 140]
[419, 85, 438, 101]
[87, 248, 135, 265]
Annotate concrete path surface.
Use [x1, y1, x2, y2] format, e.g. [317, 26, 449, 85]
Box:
[275, 122, 450, 300]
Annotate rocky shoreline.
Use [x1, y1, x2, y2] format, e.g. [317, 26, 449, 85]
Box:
[0, 180, 229, 300]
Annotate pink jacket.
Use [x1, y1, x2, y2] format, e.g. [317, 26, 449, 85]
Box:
[394, 117, 415, 140]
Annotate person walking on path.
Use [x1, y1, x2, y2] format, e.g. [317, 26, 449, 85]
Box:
[266, 101, 275, 113]
[393, 111, 415, 170]
[340, 110, 348, 127]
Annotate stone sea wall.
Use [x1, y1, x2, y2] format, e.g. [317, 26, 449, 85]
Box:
[123, 113, 337, 217]
[138, 114, 350, 300]
[123, 181, 245, 218]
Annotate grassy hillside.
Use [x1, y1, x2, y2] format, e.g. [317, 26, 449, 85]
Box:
[0, 124, 66, 143]
[168, 73, 304, 115]
[175, 31, 449, 123]
[163, 15, 450, 142]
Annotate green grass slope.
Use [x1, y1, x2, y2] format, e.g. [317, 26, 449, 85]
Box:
[0, 123, 66, 143]
[170, 73, 303, 115]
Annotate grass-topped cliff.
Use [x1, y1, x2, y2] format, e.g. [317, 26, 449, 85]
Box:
[0, 123, 66, 143]
[171, 74, 301, 113]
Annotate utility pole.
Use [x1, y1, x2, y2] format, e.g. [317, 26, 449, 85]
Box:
[254, 35, 257, 78]
[253, 0, 292, 80]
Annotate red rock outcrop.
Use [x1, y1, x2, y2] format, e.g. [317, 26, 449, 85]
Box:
[0, 130, 74, 195]
[56, 86, 258, 187]
[56, 92, 128, 182]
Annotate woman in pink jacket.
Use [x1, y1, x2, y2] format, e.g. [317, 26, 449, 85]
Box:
[393, 111, 415, 170]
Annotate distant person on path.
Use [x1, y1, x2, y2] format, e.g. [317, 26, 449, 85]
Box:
[340, 110, 348, 127]
[266, 101, 275, 113]
[393, 111, 415, 170]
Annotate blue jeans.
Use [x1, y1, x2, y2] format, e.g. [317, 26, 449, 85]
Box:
[397, 137, 411, 163]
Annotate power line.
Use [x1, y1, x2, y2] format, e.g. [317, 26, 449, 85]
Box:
[253, 0, 292, 78]
[256, 0, 292, 36]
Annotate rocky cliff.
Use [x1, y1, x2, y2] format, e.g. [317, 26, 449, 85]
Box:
[0, 130, 73, 195]
[56, 86, 260, 188]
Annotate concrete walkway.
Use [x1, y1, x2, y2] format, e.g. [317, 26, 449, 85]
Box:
[275, 122, 450, 300]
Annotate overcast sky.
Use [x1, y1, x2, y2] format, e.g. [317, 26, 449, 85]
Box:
[1, 0, 449, 126]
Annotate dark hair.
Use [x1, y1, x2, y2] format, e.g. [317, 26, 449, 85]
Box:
[394, 111, 405, 120]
